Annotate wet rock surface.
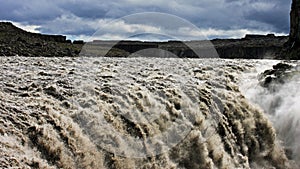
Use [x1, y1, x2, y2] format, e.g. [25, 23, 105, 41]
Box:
[259, 62, 300, 90]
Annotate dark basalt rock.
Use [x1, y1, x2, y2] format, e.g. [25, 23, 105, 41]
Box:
[279, 0, 300, 59]
[0, 21, 294, 59]
[290, 0, 300, 44]
[212, 35, 288, 59]
[259, 62, 298, 90]
[273, 62, 293, 70]
[0, 22, 82, 57]
[84, 36, 288, 59]
[73, 40, 84, 44]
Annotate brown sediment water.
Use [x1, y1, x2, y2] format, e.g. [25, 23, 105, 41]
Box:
[0, 57, 295, 168]
[240, 60, 300, 168]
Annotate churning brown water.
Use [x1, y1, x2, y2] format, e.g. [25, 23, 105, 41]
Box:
[0, 57, 298, 168]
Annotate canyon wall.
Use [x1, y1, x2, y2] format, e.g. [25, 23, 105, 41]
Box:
[83, 36, 288, 59]
[290, 0, 300, 44]
[0, 21, 293, 59]
[280, 0, 300, 59]
[0, 22, 68, 43]
[0, 22, 81, 57]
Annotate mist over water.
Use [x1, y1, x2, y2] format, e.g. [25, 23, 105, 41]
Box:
[0, 57, 297, 168]
[240, 60, 300, 166]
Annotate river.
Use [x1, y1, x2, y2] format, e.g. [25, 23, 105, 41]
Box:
[0, 57, 299, 168]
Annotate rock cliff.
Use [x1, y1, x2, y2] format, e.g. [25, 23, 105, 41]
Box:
[290, 0, 300, 44]
[280, 0, 300, 59]
[0, 22, 81, 57]
[82, 35, 288, 59]
[0, 22, 292, 59]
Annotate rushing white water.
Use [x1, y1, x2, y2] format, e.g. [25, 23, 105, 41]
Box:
[240, 60, 300, 167]
[0, 57, 297, 168]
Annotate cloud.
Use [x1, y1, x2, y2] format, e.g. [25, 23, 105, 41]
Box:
[57, 0, 109, 19]
[37, 14, 97, 35]
[243, 0, 290, 33]
[66, 13, 287, 42]
[0, 0, 292, 40]
[0, 0, 63, 24]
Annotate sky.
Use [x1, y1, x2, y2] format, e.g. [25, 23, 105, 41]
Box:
[0, 0, 292, 41]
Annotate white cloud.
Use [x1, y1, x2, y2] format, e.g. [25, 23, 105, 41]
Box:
[251, 2, 276, 11]
[98, 20, 162, 34]
[69, 24, 288, 41]
[194, 28, 287, 39]
[0, 0, 291, 40]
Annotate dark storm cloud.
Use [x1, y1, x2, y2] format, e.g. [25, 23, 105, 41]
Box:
[0, 0, 293, 39]
[0, 0, 63, 24]
[58, 1, 109, 19]
[243, 0, 291, 32]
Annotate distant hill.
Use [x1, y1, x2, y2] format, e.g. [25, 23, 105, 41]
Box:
[0, 22, 290, 59]
[0, 22, 82, 57]
[84, 35, 288, 59]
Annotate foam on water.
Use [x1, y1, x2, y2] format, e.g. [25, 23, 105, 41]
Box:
[240, 60, 300, 167]
[0, 57, 294, 168]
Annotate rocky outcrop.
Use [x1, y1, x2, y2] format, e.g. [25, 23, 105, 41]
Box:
[213, 35, 287, 59]
[279, 0, 300, 59]
[0, 22, 82, 57]
[259, 63, 294, 89]
[290, 0, 300, 44]
[0, 22, 68, 43]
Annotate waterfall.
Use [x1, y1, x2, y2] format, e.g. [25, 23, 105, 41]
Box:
[240, 60, 300, 167]
[0, 57, 295, 168]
